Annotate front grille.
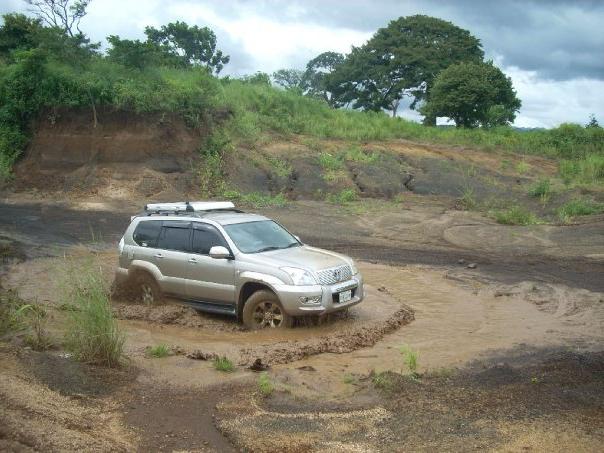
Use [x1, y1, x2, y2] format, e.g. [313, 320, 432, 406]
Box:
[316, 264, 352, 286]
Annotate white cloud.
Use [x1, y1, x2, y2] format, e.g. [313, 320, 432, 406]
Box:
[504, 65, 604, 128]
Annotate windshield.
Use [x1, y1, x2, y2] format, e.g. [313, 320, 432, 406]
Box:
[224, 220, 300, 254]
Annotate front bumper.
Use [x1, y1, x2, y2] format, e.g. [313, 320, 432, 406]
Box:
[275, 274, 364, 316]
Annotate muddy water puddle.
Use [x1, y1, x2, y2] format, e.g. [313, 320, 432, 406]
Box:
[277, 262, 604, 398]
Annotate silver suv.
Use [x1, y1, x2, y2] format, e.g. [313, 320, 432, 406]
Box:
[115, 201, 364, 329]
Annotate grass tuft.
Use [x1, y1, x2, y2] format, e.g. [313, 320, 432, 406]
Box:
[61, 258, 125, 367]
[257, 372, 274, 396]
[400, 344, 419, 376]
[147, 344, 171, 358]
[557, 198, 604, 222]
[326, 188, 358, 205]
[213, 356, 235, 372]
[493, 206, 539, 225]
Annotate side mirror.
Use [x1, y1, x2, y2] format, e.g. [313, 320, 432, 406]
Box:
[209, 246, 232, 259]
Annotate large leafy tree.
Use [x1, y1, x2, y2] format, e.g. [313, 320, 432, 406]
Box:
[106, 35, 168, 69]
[272, 68, 305, 92]
[421, 61, 521, 128]
[144, 21, 229, 74]
[303, 51, 344, 107]
[332, 15, 484, 120]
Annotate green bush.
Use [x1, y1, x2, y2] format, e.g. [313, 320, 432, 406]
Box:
[257, 372, 274, 396]
[61, 259, 124, 367]
[493, 206, 539, 225]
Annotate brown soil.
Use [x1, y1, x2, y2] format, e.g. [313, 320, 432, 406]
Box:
[217, 349, 604, 452]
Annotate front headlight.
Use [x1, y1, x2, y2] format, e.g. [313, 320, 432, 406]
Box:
[350, 260, 358, 275]
[281, 267, 317, 286]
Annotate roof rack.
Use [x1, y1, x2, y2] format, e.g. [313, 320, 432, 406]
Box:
[138, 201, 241, 218]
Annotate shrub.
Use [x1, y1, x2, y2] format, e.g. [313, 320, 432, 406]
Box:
[493, 206, 539, 225]
[61, 259, 124, 367]
[213, 356, 234, 372]
[559, 154, 604, 185]
[557, 198, 604, 222]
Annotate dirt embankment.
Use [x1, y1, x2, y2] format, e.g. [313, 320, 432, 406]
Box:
[14, 108, 203, 198]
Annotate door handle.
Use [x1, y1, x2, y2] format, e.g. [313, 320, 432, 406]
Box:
[154, 253, 164, 259]
[188, 258, 197, 263]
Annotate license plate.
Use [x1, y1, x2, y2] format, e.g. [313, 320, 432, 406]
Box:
[339, 290, 352, 303]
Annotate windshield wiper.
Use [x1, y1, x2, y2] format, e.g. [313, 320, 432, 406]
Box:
[256, 246, 281, 253]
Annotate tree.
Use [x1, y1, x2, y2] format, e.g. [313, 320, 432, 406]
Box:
[586, 114, 600, 128]
[421, 61, 521, 128]
[24, 0, 91, 37]
[272, 68, 305, 92]
[0, 13, 43, 59]
[240, 72, 271, 86]
[106, 35, 163, 69]
[303, 51, 344, 107]
[144, 21, 229, 74]
[331, 15, 483, 119]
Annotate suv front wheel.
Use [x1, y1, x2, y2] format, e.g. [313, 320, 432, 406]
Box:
[134, 272, 162, 305]
[243, 290, 293, 330]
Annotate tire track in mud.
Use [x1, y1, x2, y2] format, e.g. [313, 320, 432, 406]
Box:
[237, 306, 414, 366]
[113, 300, 415, 366]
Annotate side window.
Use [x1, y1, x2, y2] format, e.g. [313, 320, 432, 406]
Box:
[192, 224, 228, 255]
[157, 222, 191, 252]
[133, 220, 162, 247]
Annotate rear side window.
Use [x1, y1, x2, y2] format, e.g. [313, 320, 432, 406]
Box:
[192, 223, 229, 255]
[133, 220, 162, 247]
[157, 222, 191, 252]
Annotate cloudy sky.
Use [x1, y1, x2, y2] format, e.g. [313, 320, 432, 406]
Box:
[2, 0, 603, 127]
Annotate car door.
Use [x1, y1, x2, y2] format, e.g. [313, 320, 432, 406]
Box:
[186, 222, 236, 305]
[154, 221, 191, 297]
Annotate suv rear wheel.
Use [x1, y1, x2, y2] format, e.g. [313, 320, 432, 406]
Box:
[243, 290, 293, 330]
[134, 272, 161, 305]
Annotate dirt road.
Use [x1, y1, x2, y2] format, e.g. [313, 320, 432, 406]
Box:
[1, 198, 603, 451]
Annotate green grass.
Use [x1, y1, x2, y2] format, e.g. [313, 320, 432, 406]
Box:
[0, 289, 31, 338]
[147, 344, 170, 358]
[527, 178, 552, 203]
[458, 186, 477, 209]
[326, 188, 358, 205]
[257, 372, 274, 396]
[61, 259, 125, 367]
[266, 156, 293, 178]
[557, 198, 604, 222]
[317, 152, 343, 171]
[400, 345, 419, 375]
[343, 145, 378, 163]
[213, 356, 235, 372]
[516, 161, 530, 175]
[343, 373, 356, 384]
[493, 206, 540, 225]
[559, 153, 604, 185]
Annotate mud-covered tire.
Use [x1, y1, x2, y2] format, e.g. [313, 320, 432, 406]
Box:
[242, 290, 293, 330]
[134, 272, 162, 305]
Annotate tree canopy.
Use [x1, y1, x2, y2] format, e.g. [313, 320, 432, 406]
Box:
[331, 15, 484, 119]
[144, 21, 229, 74]
[421, 61, 521, 128]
